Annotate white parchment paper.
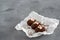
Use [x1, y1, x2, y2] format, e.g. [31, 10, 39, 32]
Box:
[15, 11, 59, 38]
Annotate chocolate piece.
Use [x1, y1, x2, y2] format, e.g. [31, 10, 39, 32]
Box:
[27, 18, 36, 26]
[27, 18, 46, 32]
[31, 21, 40, 29]
[35, 25, 45, 32]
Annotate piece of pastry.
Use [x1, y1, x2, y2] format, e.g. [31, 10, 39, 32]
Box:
[35, 25, 46, 32]
[31, 21, 40, 29]
[27, 18, 36, 26]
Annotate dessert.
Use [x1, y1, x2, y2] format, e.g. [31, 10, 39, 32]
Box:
[31, 21, 40, 29]
[27, 18, 36, 26]
[27, 18, 46, 32]
[35, 25, 45, 32]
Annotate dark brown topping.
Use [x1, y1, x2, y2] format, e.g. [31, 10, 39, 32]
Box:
[31, 21, 40, 29]
[35, 25, 46, 32]
[27, 18, 36, 26]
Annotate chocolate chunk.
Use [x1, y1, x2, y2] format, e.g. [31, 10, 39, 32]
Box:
[35, 25, 46, 32]
[31, 21, 40, 29]
[27, 18, 46, 32]
[27, 18, 36, 26]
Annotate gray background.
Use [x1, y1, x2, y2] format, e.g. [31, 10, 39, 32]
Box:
[0, 0, 60, 40]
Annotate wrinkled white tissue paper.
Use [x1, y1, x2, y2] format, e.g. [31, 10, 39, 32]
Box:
[15, 11, 59, 38]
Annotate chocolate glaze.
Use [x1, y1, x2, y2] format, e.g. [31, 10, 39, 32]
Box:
[35, 25, 45, 32]
[31, 21, 40, 29]
[27, 18, 36, 26]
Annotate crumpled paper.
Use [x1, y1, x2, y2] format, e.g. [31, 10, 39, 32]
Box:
[15, 11, 59, 38]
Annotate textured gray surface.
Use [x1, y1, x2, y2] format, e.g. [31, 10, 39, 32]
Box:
[0, 0, 60, 40]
